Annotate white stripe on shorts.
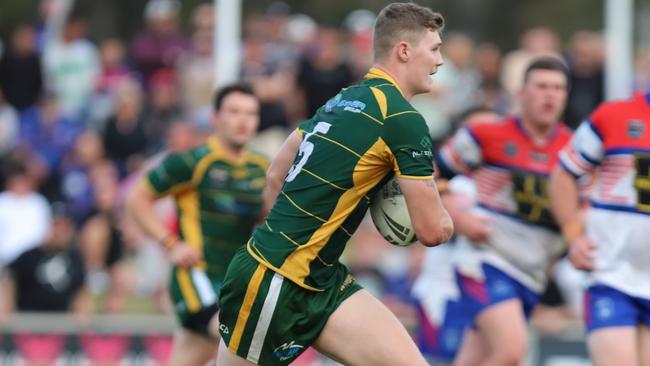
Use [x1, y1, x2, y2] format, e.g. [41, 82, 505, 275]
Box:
[247, 272, 284, 363]
[191, 268, 217, 306]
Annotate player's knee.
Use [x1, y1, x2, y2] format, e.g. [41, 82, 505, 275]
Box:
[490, 338, 527, 365]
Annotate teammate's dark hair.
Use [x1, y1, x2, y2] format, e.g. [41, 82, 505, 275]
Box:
[523, 57, 569, 85]
[213, 83, 256, 111]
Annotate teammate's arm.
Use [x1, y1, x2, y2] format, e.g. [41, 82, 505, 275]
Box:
[263, 129, 301, 213]
[126, 182, 202, 268]
[398, 177, 454, 246]
[549, 166, 595, 270]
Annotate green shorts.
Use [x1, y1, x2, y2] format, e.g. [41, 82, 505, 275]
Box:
[218, 247, 362, 365]
[170, 266, 222, 336]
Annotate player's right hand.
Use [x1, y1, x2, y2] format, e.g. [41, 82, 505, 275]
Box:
[455, 212, 492, 242]
[568, 236, 596, 271]
[169, 243, 203, 268]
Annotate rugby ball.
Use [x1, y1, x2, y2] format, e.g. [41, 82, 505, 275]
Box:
[370, 178, 417, 246]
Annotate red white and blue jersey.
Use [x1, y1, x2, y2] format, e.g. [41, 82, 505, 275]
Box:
[438, 117, 571, 292]
[559, 92, 650, 299]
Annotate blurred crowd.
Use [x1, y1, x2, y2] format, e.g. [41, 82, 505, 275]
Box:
[0, 0, 649, 346]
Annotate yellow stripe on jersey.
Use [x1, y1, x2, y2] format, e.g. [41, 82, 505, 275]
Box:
[281, 191, 327, 223]
[397, 174, 435, 180]
[229, 264, 267, 353]
[302, 168, 348, 191]
[279, 138, 393, 286]
[312, 134, 362, 158]
[247, 244, 322, 292]
[177, 269, 201, 313]
[191, 147, 222, 186]
[177, 191, 206, 269]
[359, 111, 384, 126]
[369, 86, 388, 119]
[364, 67, 404, 96]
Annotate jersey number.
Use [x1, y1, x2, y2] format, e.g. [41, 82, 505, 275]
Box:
[634, 153, 650, 212]
[286, 122, 332, 182]
[511, 172, 557, 229]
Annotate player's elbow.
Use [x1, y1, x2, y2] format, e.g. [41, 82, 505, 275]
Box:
[415, 218, 454, 247]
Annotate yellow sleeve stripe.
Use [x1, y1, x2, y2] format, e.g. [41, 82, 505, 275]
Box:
[281, 191, 327, 223]
[395, 174, 434, 180]
[369, 86, 388, 119]
[312, 133, 362, 158]
[386, 110, 421, 119]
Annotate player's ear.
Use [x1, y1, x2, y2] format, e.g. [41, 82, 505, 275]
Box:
[396, 41, 410, 62]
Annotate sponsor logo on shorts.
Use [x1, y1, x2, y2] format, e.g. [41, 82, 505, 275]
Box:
[594, 297, 615, 320]
[219, 324, 230, 334]
[340, 274, 355, 292]
[273, 341, 304, 361]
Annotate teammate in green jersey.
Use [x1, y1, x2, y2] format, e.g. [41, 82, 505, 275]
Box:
[126, 84, 269, 366]
[216, 3, 454, 366]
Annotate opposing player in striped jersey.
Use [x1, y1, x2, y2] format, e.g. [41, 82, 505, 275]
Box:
[215, 3, 453, 366]
[551, 92, 650, 366]
[126, 84, 268, 366]
[436, 57, 572, 366]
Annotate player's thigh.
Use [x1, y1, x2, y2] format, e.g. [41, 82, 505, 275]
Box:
[313, 289, 427, 366]
[452, 328, 488, 366]
[587, 326, 638, 366]
[168, 329, 219, 366]
[638, 325, 650, 366]
[475, 299, 528, 360]
[216, 338, 256, 366]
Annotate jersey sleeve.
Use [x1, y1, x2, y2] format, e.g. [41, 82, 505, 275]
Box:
[145, 152, 198, 196]
[383, 112, 434, 179]
[558, 115, 604, 178]
[437, 127, 484, 177]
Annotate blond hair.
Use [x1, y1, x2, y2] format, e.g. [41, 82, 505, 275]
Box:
[373, 2, 445, 61]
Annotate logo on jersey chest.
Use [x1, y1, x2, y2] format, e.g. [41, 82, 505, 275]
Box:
[627, 119, 645, 139]
[504, 142, 518, 157]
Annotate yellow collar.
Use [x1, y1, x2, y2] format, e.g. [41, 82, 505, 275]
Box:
[207, 136, 249, 165]
[364, 67, 404, 96]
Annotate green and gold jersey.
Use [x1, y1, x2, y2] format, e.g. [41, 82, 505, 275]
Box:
[248, 67, 435, 291]
[146, 137, 269, 279]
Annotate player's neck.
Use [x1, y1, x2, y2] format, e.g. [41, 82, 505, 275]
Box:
[372, 63, 413, 99]
[213, 135, 246, 159]
[519, 116, 556, 144]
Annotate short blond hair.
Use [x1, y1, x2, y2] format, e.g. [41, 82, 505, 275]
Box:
[373, 3, 445, 61]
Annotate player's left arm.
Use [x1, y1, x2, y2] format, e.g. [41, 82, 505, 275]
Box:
[384, 113, 454, 246]
[263, 129, 301, 214]
[399, 177, 454, 246]
[550, 118, 604, 270]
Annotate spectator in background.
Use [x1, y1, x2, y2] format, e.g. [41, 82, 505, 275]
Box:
[0, 159, 51, 268]
[102, 79, 148, 176]
[178, 30, 214, 126]
[297, 26, 353, 118]
[80, 161, 132, 313]
[89, 38, 138, 129]
[474, 42, 511, 115]
[500, 27, 561, 104]
[0, 88, 19, 157]
[0, 24, 43, 111]
[142, 68, 183, 153]
[3, 201, 88, 314]
[60, 130, 106, 224]
[19, 93, 82, 198]
[130, 0, 189, 86]
[563, 30, 605, 129]
[42, 14, 99, 120]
